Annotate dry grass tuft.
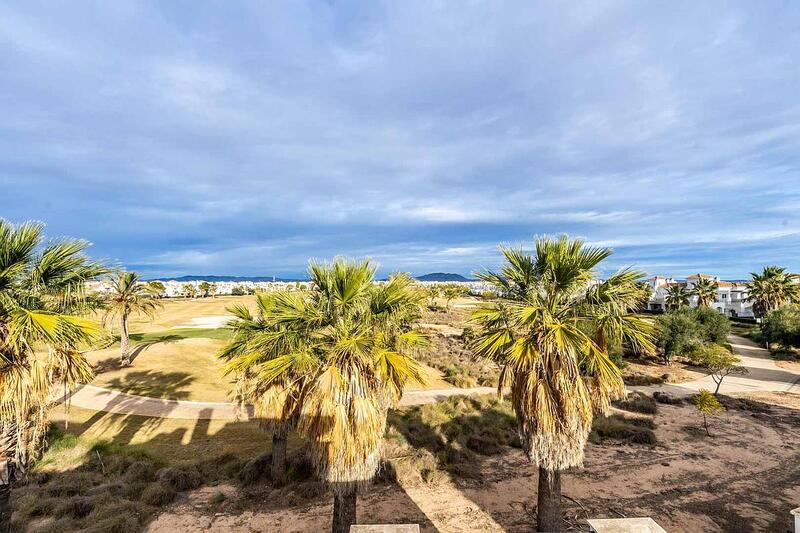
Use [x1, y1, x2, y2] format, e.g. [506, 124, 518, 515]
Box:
[590, 414, 657, 445]
[614, 391, 658, 414]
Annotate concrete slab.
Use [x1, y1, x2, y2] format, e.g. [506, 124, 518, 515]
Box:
[588, 517, 667, 533]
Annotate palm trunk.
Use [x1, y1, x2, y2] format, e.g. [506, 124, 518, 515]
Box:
[271, 428, 287, 486]
[332, 487, 357, 533]
[537, 467, 561, 532]
[120, 312, 130, 366]
[0, 459, 10, 533]
[1, 422, 15, 533]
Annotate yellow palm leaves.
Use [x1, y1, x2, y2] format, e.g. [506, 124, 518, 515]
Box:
[219, 259, 428, 493]
[473, 236, 654, 471]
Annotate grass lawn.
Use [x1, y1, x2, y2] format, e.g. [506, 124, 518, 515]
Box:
[85, 294, 453, 402]
[95, 294, 257, 334]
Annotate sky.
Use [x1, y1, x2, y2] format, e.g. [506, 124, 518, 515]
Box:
[2, 1, 800, 280]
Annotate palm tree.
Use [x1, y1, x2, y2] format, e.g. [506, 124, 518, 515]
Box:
[472, 237, 654, 531]
[747, 266, 799, 317]
[664, 284, 691, 310]
[691, 276, 718, 307]
[222, 259, 427, 533]
[0, 220, 107, 527]
[218, 293, 308, 486]
[182, 283, 196, 299]
[198, 281, 212, 297]
[146, 281, 166, 298]
[103, 272, 161, 366]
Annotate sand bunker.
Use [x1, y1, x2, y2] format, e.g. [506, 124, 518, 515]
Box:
[171, 315, 230, 329]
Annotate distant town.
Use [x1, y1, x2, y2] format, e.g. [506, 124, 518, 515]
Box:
[86, 271, 767, 319]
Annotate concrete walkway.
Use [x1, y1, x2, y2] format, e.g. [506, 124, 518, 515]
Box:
[62, 334, 799, 420]
[631, 334, 800, 397]
[62, 383, 497, 420]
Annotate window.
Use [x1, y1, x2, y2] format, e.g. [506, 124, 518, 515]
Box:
[721, 293, 726, 299]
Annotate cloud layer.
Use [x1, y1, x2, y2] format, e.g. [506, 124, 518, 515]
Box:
[2, 1, 799, 278]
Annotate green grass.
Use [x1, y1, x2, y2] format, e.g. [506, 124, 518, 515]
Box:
[129, 327, 233, 343]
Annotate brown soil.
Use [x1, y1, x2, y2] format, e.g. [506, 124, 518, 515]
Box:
[147, 393, 800, 533]
[622, 358, 708, 386]
[775, 359, 800, 373]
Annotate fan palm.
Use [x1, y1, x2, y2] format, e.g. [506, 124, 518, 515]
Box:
[691, 276, 718, 307]
[664, 284, 691, 310]
[218, 293, 308, 486]
[221, 259, 427, 533]
[103, 271, 161, 366]
[0, 220, 107, 527]
[747, 266, 799, 317]
[472, 236, 654, 531]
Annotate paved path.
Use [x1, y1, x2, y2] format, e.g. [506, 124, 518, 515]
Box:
[62, 383, 497, 420]
[62, 334, 798, 420]
[631, 334, 800, 397]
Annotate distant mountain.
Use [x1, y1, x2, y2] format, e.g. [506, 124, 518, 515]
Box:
[148, 275, 307, 282]
[415, 273, 474, 282]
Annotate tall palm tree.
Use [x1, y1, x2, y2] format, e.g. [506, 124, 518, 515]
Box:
[747, 266, 799, 317]
[0, 220, 107, 528]
[223, 259, 427, 533]
[691, 276, 718, 307]
[103, 271, 160, 366]
[198, 281, 212, 297]
[218, 293, 307, 486]
[472, 237, 654, 531]
[664, 284, 691, 310]
[182, 283, 196, 299]
[146, 280, 166, 298]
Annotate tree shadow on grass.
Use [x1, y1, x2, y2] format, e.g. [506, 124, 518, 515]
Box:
[92, 335, 186, 374]
[13, 403, 437, 532]
[105, 370, 195, 400]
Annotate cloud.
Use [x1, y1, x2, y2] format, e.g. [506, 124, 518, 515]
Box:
[1, 1, 799, 278]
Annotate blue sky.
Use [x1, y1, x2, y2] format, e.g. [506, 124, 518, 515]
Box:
[2, 1, 799, 279]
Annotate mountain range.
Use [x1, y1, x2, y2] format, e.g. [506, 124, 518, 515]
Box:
[148, 273, 474, 282]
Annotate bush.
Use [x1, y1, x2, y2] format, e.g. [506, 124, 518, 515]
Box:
[140, 482, 177, 506]
[239, 453, 271, 486]
[590, 414, 657, 445]
[656, 310, 701, 363]
[761, 304, 800, 348]
[655, 307, 731, 363]
[157, 467, 202, 491]
[653, 391, 682, 405]
[54, 496, 95, 518]
[693, 306, 730, 344]
[614, 391, 657, 414]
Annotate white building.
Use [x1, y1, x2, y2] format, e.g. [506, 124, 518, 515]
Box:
[646, 274, 754, 318]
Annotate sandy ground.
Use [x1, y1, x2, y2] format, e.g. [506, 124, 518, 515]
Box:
[146, 391, 800, 533]
[622, 359, 707, 385]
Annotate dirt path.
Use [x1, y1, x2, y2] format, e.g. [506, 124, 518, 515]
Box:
[62, 334, 798, 419]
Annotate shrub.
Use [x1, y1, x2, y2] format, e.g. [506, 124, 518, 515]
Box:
[613, 391, 657, 414]
[124, 460, 158, 483]
[54, 496, 95, 518]
[140, 482, 177, 506]
[692, 306, 730, 344]
[239, 453, 271, 486]
[655, 307, 731, 363]
[653, 391, 682, 405]
[590, 414, 657, 445]
[689, 344, 748, 394]
[157, 467, 202, 491]
[209, 491, 228, 505]
[692, 389, 724, 436]
[656, 310, 701, 363]
[761, 304, 800, 348]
